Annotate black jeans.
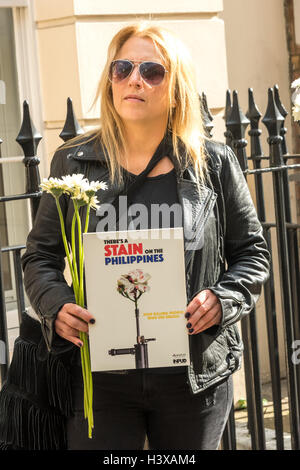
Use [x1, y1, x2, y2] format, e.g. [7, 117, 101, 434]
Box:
[67, 368, 233, 450]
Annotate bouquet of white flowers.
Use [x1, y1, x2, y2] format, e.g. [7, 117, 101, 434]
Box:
[291, 78, 300, 123]
[40, 173, 107, 438]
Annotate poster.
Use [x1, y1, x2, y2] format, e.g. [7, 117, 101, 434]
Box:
[83, 227, 190, 371]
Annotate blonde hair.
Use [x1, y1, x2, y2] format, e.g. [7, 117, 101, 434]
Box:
[64, 22, 208, 185]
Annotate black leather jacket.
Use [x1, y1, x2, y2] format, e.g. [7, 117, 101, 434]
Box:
[21, 135, 270, 394]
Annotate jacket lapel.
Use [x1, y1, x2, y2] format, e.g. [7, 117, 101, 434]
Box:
[176, 171, 217, 271]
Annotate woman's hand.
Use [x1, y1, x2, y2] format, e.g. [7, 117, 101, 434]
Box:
[55, 303, 96, 347]
[185, 289, 222, 334]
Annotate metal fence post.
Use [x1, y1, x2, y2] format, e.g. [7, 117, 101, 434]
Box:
[274, 84, 300, 416]
[0, 137, 9, 383]
[226, 90, 266, 450]
[224, 90, 233, 147]
[246, 87, 284, 449]
[59, 97, 84, 142]
[16, 101, 42, 223]
[200, 92, 214, 139]
[262, 87, 300, 449]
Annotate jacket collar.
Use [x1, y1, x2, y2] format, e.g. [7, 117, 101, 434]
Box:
[70, 134, 106, 162]
[69, 133, 219, 176]
[70, 132, 192, 177]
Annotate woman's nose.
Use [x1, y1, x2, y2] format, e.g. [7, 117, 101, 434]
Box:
[128, 64, 143, 86]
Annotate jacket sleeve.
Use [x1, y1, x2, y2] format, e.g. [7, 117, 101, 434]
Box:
[207, 145, 270, 329]
[21, 148, 76, 351]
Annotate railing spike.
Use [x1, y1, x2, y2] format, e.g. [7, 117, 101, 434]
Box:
[224, 89, 233, 145]
[200, 92, 213, 138]
[201, 92, 213, 121]
[246, 88, 263, 161]
[16, 101, 42, 157]
[274, 84, 289, 155]
[59, 97, 84, 142]
[226, 90, 250, 141]
[16, 101, 42, 220]
[225, 90, 250, 169]
[246, 88, 262, 129]
[262, 88, 284, 144]
[274, 84, 288, 119]
[224, 89, 232, 122]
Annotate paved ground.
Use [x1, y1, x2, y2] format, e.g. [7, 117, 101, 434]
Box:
[233, 378, 291, 450]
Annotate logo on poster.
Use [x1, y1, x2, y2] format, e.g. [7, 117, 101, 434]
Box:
[173, 358, 187, 364]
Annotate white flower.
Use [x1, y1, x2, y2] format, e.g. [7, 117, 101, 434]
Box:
[64, 173, 86, 186]
[59, 173, 107, 208]
[118, 276, 131, 288]
[291, 79, 300, 121]
[292, 105, 300, 122]
[291, 77, 300, 89]
[292, 87, 300, 106]
[88, 195, 100, 210]
[40, 177, 66, 197]
[89, 180, 108, 191]
[117, 277, 134, 296]
[61, 174, 87, 193]
[61, 174, 107, 193]
[117, 270, 151, 300]
[72, 191, 90, 206]
[141, 284, 150, 293]
[84, 180, 108, 199]
[127, 269, 151, 284]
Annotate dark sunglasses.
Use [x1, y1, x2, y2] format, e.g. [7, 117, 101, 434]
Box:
[109, 60, 167, 86]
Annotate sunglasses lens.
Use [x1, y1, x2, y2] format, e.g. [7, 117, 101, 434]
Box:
[110, 60, 132, 82]
[140, 62, 165, 85]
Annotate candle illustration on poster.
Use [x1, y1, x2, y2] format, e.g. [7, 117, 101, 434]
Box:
[109, 269, 156, 368]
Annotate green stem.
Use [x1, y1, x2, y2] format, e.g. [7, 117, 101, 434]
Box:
[55, 197, 76, 290]
[74, 205, 84, 307]
[84, 204, 91, 234]
[78, 202, 94, 437]
[79, 333, 88, 417]
[71, 209, 79, 292]
[55, 196, 94, 438]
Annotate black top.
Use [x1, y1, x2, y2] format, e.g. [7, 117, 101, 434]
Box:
[126, 167, 182, 229]
[125, 168, 187, 374]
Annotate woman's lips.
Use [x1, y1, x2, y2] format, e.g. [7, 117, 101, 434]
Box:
[124, 96, 145, 102]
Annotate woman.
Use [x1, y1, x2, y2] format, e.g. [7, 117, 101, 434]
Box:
[0, 22, 270, 450]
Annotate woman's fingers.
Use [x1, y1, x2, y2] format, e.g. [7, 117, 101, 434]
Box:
[191, 306, 222, 334]
[55, 303, 96, 347]
[55, 318, 80, 338]
[186, 290, 215, 318]
[59, 310, 89, 334]
[185, 289, 222, 334]
[55, 318, 83, 347]
[63, 303, 96, 325]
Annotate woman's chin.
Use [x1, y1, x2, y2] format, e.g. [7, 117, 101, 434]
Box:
[119, 114, 150, 125]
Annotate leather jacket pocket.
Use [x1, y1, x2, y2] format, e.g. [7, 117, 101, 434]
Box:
[190, 330, 228, 376]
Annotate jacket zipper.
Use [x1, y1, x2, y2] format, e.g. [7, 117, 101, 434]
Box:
[184, 188, 217, 274]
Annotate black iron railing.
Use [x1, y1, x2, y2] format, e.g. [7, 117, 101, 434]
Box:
[0, 88, 299, 450]
[0, 98, 83, 383]
[216, 86, 300, 450]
